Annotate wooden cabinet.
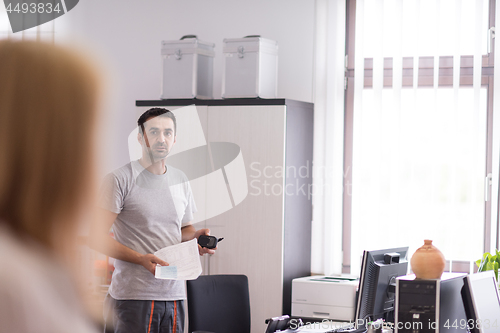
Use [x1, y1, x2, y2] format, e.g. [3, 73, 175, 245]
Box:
[136, 99, 313, 333]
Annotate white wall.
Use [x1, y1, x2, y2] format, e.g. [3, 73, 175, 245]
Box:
[56, 0, 316, 174]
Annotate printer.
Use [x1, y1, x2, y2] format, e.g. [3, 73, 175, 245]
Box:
[291, 275, 359, 321]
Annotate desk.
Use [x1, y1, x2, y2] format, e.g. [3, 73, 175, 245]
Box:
[265, 317, 353, 333]
[275, 319, 392, 333]
[288, 320, 352, 332]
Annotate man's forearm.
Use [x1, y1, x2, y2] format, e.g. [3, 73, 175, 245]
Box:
[89, 235, 168, 275]
[89, 236, 143, 265]
[88, 209, 168, 275]
[180, 226, 215, 256]
[181, 224, 196, 242]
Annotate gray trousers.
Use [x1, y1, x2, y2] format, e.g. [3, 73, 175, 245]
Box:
[104, 295, 185, 333]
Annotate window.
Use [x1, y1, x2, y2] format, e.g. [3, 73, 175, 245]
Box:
[0, 2, 9, 38]
[0, 1, 56, 41]
[344, 0, 495, 275]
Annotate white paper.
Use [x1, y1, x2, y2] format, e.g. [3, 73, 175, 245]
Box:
[154, 238, 202, 280]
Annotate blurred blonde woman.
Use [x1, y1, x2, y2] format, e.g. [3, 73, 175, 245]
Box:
[0, 40, 100, 333]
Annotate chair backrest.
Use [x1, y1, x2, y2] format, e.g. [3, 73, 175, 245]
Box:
[186, 274, 251, 333]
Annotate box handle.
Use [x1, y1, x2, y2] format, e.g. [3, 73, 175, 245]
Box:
[180, 35, 197, 40]
[244, 35, 261, 38]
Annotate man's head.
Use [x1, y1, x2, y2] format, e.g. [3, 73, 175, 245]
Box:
[138, 108, 177, 136]
[137, 108, 177, 162]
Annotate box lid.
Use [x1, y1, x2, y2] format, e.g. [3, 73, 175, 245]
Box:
[161, 38, 215, 57]
[223, 37, 278, 55]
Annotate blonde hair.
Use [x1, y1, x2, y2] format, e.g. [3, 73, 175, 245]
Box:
[0, 40, 100, 252]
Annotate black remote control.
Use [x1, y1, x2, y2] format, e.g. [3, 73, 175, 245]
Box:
[198, 235, 224, 249]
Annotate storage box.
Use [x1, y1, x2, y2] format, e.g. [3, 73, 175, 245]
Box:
[222, 37, 278, 99]
[161, 37, 215, 99]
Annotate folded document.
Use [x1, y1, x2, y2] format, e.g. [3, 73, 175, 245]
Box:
[154, 238, 202, 280]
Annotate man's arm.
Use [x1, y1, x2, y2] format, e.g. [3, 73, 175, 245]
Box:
[181, 224, 216, 255]
[89, 208, 168, 275]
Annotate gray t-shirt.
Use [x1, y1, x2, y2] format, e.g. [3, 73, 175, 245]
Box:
[100, 160, 196, 300]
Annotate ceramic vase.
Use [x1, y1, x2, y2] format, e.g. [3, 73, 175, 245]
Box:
[410, 240, 445, 279]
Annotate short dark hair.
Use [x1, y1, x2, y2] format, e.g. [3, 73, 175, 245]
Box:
[138, 108, 177, 135]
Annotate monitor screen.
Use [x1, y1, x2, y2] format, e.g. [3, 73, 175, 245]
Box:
[355, 247, 409, 328]
[462, 271, 500, 333]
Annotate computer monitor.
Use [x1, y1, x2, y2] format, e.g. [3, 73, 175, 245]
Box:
[354, 247, 409, 328]
[461, 271, 500, 333]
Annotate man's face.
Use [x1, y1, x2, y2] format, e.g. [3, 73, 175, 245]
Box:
[139, 116, 176, 162]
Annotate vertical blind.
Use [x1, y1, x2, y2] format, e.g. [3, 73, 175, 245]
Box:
[311, 0, 347, 275]
[0, 2, 55, 41]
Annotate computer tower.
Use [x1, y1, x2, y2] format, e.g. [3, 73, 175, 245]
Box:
[395, 272, 468, 333]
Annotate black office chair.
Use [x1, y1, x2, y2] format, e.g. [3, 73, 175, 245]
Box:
[186, 274, 251, 333]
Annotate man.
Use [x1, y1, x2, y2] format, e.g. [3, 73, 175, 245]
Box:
[95, 108, 213, 333]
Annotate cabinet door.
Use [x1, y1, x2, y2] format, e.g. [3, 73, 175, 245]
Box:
[206, 105, 286, 333]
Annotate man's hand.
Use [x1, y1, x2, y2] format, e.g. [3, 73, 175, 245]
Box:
[194, 228, 216, 256]
[139, 253, 169, 275]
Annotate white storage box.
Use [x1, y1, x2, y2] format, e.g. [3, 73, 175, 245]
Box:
[222, 36, 278, 99]
[161, 36, 215, 99]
